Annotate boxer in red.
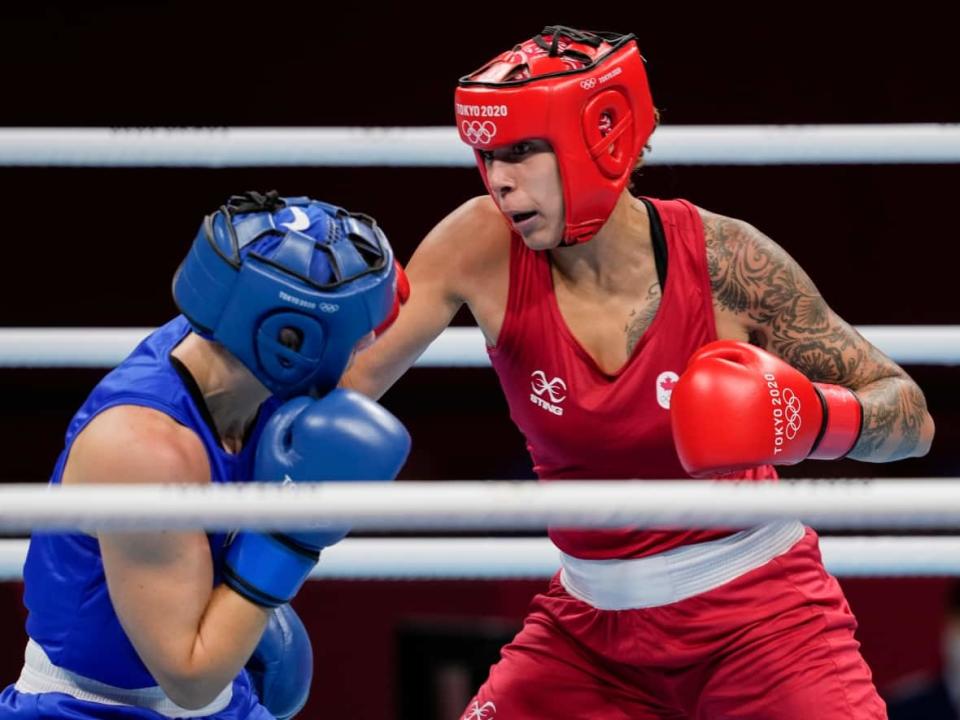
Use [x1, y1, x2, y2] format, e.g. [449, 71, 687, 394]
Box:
[344, 26, 935, 719]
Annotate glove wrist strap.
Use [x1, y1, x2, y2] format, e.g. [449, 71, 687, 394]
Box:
[223, 532, 319, 608]
[809, 383, 863, 460]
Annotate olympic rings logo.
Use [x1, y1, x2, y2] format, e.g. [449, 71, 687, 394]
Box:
[580, 77, 597, 90]
[461, 120, 497, 145]
[782, 388, 802, 439]
[317, 302, 339, 313]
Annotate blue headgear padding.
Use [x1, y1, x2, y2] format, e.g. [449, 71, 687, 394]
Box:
[172, 191, 396, 398]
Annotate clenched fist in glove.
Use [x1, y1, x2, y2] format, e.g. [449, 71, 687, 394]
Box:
[670, 340, 862, 477]
[223, 389, 410, 608]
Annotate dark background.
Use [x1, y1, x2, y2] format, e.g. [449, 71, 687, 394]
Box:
[0, 2, 958, 718]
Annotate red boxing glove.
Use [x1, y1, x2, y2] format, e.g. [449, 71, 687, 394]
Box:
[373, 260, 410, 336]
[670, 340, 863, 477]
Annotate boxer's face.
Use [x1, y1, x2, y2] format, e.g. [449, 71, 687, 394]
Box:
[481, 139, 564, 250]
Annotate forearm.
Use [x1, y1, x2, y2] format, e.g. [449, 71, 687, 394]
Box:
[342, 336, 422, 400]
[154, 586, 270, 709]
[342, 292, 460, 400]
[846, 375, 934, 462]
[102, 530, 271, 710]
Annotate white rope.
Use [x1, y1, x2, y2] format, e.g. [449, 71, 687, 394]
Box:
[1, 481, 960, 532]
[0, 540, 26, 580]
[0, 328, 159, 368]
[313, 536, 960, 579]
[0, 325, 957, 368]
[1, 536, 958, 581]
[1, 125, 959, 167]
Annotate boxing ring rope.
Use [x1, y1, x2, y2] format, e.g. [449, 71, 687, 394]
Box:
[0, 480, 959, 532]
[2, 536, 960, 581]
[1, 125, 959, 167]
[1, 325, 958, 367]
[2, 482, 960, 579]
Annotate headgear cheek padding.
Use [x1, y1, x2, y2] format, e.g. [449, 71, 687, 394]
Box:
[173, 191, 397, 398]
[455, 26, 656, 245]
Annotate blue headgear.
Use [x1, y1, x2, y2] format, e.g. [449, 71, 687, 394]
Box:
[172, 191, 397, 398]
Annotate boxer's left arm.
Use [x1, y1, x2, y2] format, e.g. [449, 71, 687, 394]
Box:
[67, 405, 271, 710]
[701, 208, 934, 462]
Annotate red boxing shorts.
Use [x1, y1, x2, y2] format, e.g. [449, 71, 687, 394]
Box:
[462, 526, 885, 719]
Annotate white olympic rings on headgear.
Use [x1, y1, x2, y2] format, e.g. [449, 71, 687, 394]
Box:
[462, 120, 497, 145]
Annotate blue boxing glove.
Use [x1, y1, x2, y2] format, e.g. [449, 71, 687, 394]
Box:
[246, 604, 313, 720]
[223, 389, 410, 608]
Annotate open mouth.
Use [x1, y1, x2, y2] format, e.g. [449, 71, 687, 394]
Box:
[511, 211, 537, 224]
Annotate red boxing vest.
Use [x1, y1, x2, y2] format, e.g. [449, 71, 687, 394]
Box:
[488, 197, 777, 559]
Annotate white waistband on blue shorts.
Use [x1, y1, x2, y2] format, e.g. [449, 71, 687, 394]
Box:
[559, 521, 806, 611]
[14, 638, 233, 718]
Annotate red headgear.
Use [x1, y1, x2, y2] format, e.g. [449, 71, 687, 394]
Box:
[455, 26, 656, 245]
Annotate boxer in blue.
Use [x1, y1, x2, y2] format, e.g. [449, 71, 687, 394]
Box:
[0, 191, 410, 719]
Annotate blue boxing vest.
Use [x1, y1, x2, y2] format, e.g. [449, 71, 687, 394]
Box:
[10, 316, 278, 717]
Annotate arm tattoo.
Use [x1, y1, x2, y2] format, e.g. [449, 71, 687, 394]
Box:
[701, 210, 931, 461]
[857, 379, 929, 458]
[625, 281, 662, 356]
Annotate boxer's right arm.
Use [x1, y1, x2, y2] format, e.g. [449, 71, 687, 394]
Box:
[65, 406, 270, 710]
[343, 196, 507, 399]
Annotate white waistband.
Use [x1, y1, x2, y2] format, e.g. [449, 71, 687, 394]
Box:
[559, 521, 806, 610]
[14, 639, 233, 718]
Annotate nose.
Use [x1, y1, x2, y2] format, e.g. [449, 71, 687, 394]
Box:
[486, 159, 515, 199]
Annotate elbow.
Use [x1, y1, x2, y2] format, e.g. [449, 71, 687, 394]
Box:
[913, 413, 936, 458]
[157, 671, 230, 712]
